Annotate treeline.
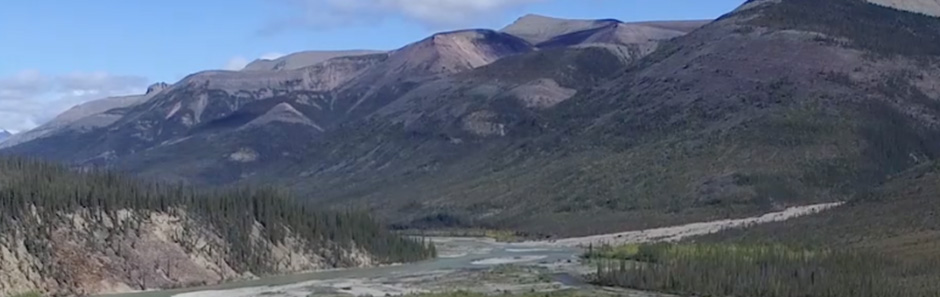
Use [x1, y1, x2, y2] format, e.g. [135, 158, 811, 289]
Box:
[0, 157, 435, 274]
[591, 243, 940, 297]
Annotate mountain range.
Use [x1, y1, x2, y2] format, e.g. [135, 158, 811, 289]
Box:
[6, 0, 940, 238]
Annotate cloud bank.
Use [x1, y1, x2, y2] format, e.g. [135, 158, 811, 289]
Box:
[224, 56, 251, 71]
[224, 52, 287, 71]
[0, 70, 148, 133]
[262, 0, 544, 33]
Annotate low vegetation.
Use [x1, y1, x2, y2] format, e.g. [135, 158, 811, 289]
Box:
[591, 243, 940, 297]
[746, 0, 940, 56]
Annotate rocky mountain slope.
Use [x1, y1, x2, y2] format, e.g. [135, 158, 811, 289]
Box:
[0, 82, 170, 149]
[500, 14, 707, 45]
[0, 158, 433, 296]
[243, 50, 384, 71]
[1, 15, 696, 175]
[17, 0, 940, 238]
[276, 0, 940, 236]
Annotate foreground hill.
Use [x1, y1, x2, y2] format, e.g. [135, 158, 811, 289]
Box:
[711, 159, 940, 260]
[0, 157, 433, 296]
[684, 159, 940, 296]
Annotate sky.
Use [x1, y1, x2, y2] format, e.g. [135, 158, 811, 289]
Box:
[0, 0, 744, 133]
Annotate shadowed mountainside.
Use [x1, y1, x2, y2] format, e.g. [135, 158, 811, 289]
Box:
[10, 1, 940, 237]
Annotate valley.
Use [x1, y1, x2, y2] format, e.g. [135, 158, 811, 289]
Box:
[3, 0, 940, 296]
[96, 203, 838, 297]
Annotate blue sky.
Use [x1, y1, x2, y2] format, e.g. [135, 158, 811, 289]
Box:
[0, 0, 744, 133]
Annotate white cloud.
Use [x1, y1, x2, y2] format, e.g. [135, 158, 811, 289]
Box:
[224, 56, 251, 71]
[0, 70, 147, 133]
[223, 53, 287, 70]
[262, 0, 544, 33]
[260, 52, 286, 60]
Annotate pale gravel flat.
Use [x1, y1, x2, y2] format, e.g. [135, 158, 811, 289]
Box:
[514, 202, 845, 248]
[470, 255, 548, 265]
[166, 202, 843, 297]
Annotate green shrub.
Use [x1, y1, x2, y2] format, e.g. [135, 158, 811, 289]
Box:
[592, 243, 940, 297]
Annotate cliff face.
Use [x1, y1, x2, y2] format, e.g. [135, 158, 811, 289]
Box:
[0, 208, 372, 296]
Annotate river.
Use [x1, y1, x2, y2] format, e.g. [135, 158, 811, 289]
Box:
[98, 203, 842, 297]
[98, 237, 585, 297]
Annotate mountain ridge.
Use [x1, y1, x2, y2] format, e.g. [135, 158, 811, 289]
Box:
[13, 3, 936, 237]
[243, 50, 385, 71]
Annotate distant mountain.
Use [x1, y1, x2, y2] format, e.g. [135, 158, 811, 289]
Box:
[25, 2, 940, 238]
[501, 14, 707, 45]
[0, 82, 170, 148]
[0, 14, 709, 234]
[0, 130, 10, 143]
[243, 50, 384, 71]
[277, 0, 940, 236]
[536, 21, 690, 49]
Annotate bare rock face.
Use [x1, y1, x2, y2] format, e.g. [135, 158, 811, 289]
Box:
[242, 102, 319, 130]
[146, 82, 170, 94]
[385, 29, 534, 77]
[462, 110, 507, 136]
[501, 14, 615, 44]
[508, 79, 577, 108]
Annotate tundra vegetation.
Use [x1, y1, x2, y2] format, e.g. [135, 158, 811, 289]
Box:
[588, 242, 940, 297]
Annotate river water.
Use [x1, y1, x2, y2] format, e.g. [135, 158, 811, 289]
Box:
[97, 203, 843, 297]
[98, 237, 584, 297]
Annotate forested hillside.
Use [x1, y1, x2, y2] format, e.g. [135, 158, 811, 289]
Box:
[0, 157, 434, 296]
[583, 160, 940, 297]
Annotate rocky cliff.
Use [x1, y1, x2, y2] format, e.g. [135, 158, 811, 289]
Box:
[0, 209, 372, 296]
[0, 158, 433, 297]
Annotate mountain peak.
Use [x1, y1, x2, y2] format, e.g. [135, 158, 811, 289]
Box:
[386, 29, 533, 75]
[510, 13, 620, 25]
[0, 130, 11, 143]
[146, 82, 169, 95]
[501, 14, 619, 44]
